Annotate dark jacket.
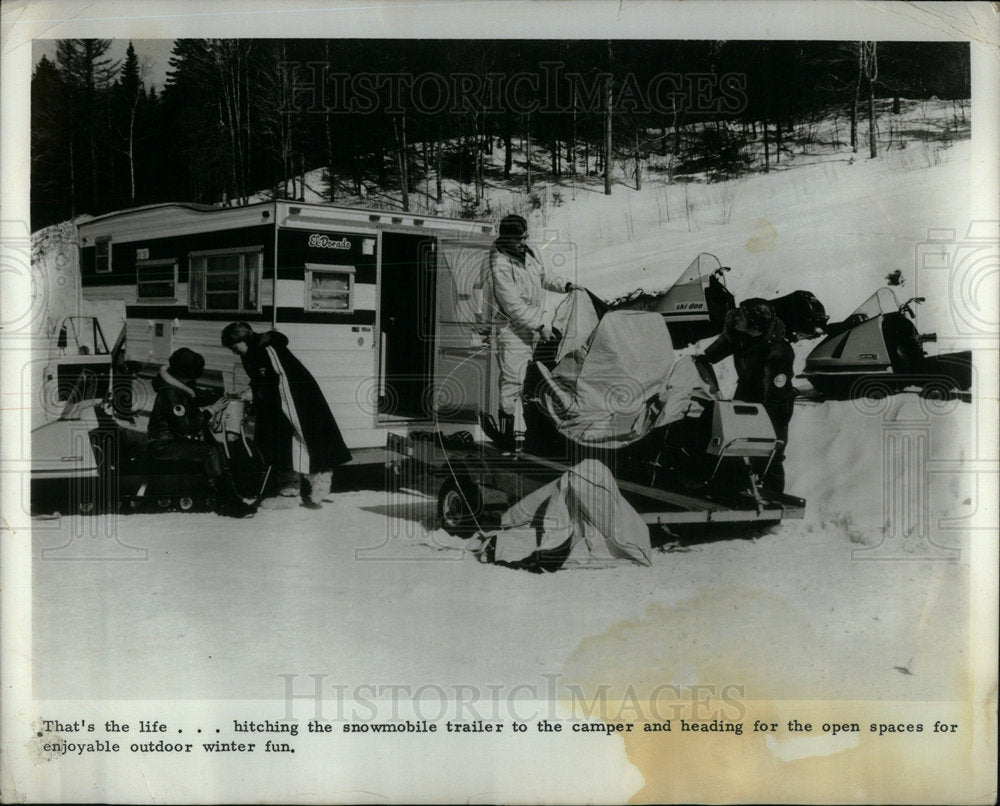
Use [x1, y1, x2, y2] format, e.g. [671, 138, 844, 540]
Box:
[240, 330, 352, 474]
[701, 310, 796, 405]
[147, 369, 218, 452]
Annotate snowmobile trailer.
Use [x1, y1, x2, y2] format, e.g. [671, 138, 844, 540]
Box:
[387, 291, 805, 538]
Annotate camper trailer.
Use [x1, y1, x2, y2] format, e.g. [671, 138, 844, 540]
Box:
[77, 202, 497, 451]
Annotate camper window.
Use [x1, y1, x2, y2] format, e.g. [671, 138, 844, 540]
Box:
[95, 236, 112, 274]
[137, 259, 177, 300]
[188, 247, 263, 313]
[305, 264, 354, 312]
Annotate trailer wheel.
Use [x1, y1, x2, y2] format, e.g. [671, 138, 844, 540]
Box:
[437, 476, 483, 539]
[178, 496, 195, 511]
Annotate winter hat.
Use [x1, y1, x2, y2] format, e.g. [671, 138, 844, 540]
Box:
[168, 347, 205, 381]
[735, 298, 775, 334]
[498, 214, 528, 240]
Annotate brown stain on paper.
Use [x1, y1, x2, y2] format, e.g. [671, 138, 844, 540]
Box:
[558, 586, 978, 804]
[745, 218, 777, 253]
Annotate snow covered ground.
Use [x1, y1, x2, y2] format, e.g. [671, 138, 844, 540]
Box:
[32, 101, 983, 712]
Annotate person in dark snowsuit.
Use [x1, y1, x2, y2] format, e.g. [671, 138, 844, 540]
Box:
[221, 323, 352, 508]
[147, 347, 255, 517]
[695, 298, 796, 492]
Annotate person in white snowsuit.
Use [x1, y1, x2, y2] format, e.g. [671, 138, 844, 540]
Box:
[487, 214, 572, 447]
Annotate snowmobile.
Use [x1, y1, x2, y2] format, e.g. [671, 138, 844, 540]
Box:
[800, 287, 972, 399]
[391, 290, 804, 539]
[611, 252, 735, 348]
[31, 366, 269, 515]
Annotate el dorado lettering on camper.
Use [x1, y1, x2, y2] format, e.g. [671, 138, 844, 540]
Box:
[308, 234, 352, 250]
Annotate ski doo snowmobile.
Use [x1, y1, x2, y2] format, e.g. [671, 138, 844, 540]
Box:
[612, 252, 735, 347]
[800, 287, 972, 398]
[31, 367, 268, 515]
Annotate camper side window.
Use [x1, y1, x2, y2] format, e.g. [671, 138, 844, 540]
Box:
[137, 259, 177, 301]
[189, 247, 263, 313]
[305, 265, 354, 312]
[95, 237, 112, 273]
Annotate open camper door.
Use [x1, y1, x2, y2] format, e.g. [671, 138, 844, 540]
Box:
[432, 238, 496, 423]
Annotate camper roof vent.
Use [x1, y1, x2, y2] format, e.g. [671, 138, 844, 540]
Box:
[391, 217, 403, 224]
[289, 206, 302, 215]
[481, 225, 492, 233]
[368, 214, 381, 222]
[413, 219, 424, 226]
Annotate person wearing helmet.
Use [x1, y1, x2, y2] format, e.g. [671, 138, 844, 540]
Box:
[148, 348, 255, 517]
[695, 298, 796, 492]
[483, 213, 573, 450]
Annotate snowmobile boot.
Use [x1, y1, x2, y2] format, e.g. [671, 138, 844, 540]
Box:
[479, 411, 504, 448]
[481, 411, 515, 451]
[498, 412, 516, 452]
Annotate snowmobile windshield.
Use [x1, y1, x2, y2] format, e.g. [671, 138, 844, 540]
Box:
[848, 288, 900, 321]
[60, 369, 100, 420]
[676, 252, 722, 289]
[59, 316, 110, 356]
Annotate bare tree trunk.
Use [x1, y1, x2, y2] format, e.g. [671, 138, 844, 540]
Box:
[866, 43, 878, 159]
[850, 84, 858, 152]
[423, 138, 430, 203]
[503, 129, 512, 178]
[633, 127, 642, 190]
[394, 114, 410, 211]
[126, 99, 137, 201]
[604, 44, 613, 196]
[570, 90, 577, 174]
[435, 129, 443, 203]
[525, 114, 532, 194]
[763, 113, 770, 173]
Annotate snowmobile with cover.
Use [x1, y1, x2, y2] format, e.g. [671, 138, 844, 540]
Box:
[31, 366, 269, 515]
[388, 290, 805, 538]
[800, 287, 972, 399]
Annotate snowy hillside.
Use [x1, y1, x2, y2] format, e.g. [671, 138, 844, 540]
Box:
[32, 96, 982, 741]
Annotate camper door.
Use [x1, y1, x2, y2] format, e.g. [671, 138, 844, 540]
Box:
[432, 239, 496, 423]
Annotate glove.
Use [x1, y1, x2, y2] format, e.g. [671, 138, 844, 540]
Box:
[538, 324, 555, 342]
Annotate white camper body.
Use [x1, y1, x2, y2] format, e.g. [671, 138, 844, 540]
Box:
[77, 202, 497, 450]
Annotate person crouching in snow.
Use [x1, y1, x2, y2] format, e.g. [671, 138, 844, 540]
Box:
[694, 298, 796, 493]
[221, 322, 352, 509]
[148, 348, 256, 518]
[484, 214, 573, 450]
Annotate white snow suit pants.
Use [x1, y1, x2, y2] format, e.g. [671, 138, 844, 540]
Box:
[496, 326, 535, 417]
